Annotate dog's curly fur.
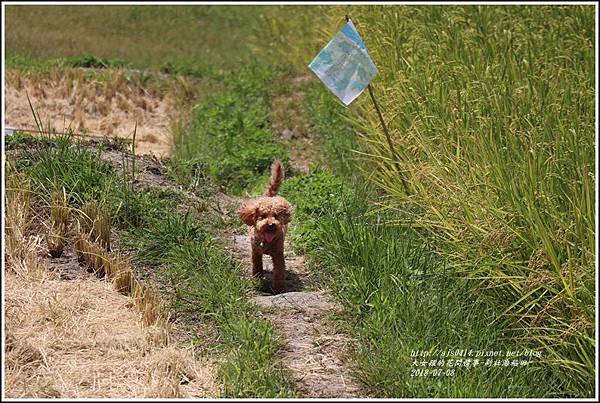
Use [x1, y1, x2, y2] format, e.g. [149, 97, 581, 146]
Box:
[238, 160, 293, 293]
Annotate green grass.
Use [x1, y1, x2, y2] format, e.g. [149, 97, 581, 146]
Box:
[289, 5, 594, 396]
[5, 6, 273, 71]
[172, 64, 290, 194]
[6, 52, 130, 71]
[8, 131, 160, 228]
[9, 132, 117, 206]
[282, 167, 570, 397]
[5, 54, 63, 71]
[281, 165, 355, 255]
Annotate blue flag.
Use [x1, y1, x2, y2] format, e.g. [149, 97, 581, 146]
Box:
[309, 19, 378, 106]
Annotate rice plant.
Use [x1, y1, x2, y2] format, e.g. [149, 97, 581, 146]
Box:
[311, 5, 595, 395]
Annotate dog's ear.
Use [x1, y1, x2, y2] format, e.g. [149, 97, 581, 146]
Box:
[278, 200, 293, 224]
[238, 202, 257, 226]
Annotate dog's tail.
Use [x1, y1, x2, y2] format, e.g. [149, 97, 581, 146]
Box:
[264, 160, 284, 197]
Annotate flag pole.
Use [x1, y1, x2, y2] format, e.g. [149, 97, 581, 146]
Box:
[345, 15, 411, 195]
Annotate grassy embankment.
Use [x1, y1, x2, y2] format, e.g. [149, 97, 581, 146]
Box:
[267, 5, 595, 397]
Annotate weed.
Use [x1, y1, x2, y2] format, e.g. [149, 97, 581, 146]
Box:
[5, 131, 51, 150]
[125, 210, 209, 266]
[13, 134, 116, 206]
[219, 318, 295, 397]
[164, 158, 219, 198]
[159, 60, 216, 79]
[281, 165, 355, 254]
[173, 65, 290, 194]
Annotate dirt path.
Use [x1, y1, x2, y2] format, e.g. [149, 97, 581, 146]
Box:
[227, 201, 366, 398]
[95, 145, 367, 398]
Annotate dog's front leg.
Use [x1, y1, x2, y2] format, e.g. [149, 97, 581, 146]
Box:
[251, 244, 263, 277]
[271, 249, 286, 294]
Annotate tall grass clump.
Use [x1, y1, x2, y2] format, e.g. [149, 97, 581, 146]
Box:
[283, 168, 566, 397]
[13, 133, 116, 206]
[172, 64, 290, 194]
[314, 5, 594, 395]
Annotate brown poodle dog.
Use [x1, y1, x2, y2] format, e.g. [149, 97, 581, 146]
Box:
[238, 160, 293, 294]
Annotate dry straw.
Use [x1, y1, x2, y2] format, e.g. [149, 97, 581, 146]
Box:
[5, 162, 32, 263]
[46, 187, 70, 257]
[74, 228, 170, 334]
[79, 200, 111, 250]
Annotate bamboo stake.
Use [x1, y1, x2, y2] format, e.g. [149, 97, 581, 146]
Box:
[345, 15, 411, 195]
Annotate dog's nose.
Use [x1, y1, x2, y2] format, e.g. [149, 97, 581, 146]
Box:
[267, 223, 276, 230]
